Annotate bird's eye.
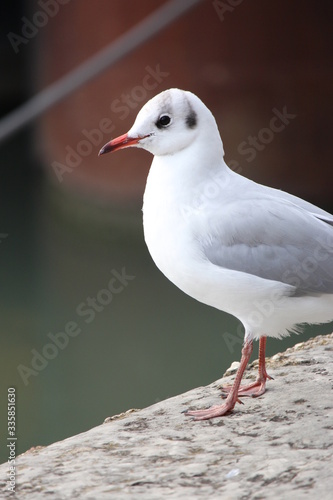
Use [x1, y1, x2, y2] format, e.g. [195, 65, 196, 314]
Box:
[156, 114, 171, 128]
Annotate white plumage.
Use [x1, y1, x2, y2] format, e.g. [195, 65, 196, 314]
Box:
[99, 88, 333, 419]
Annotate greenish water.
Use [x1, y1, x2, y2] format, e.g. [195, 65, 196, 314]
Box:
[0, 131, 332, 464]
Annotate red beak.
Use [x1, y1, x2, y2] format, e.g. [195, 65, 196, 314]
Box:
[98, 133, 144, 156]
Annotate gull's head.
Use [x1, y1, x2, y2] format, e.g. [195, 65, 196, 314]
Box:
[99, 88, 222, 157]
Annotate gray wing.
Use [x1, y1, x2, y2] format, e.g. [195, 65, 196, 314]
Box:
[202, 198, 333, 295]
[264, 185, 333, 226]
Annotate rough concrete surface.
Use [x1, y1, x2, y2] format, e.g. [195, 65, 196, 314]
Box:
[1, 334, 332, 499]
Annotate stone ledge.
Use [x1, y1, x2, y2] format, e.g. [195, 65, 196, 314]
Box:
[1, 333, 332, 499]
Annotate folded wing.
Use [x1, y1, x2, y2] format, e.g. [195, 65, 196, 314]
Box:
[202, 198, 333, 295]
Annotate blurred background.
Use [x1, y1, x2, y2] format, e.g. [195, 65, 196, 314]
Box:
[0, 0, 332, 463]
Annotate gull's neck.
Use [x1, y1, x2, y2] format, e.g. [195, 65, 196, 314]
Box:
[149, 127, 226, 184]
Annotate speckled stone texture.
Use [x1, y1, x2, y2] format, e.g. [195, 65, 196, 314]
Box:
[1, 333, 332, 499]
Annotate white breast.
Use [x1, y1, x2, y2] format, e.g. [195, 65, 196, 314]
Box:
[143, 161, 194, 286]
[142, 157, 258, 309]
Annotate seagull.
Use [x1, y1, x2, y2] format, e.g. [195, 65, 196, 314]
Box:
[99, 88, 333, 420]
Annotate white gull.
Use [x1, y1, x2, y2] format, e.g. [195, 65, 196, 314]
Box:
[99, 88, 333, 420]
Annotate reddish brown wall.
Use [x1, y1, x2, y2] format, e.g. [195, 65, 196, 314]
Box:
[36, 0, 333, 208]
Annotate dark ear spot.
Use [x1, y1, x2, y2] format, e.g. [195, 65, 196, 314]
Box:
[186, 110, 197, 129]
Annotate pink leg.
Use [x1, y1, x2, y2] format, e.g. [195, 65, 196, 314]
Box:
[184, 339, 254, 420]
[222, 336, 273, 398]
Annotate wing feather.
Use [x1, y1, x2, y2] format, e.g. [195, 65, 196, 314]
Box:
[201, 198, 333, 295]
